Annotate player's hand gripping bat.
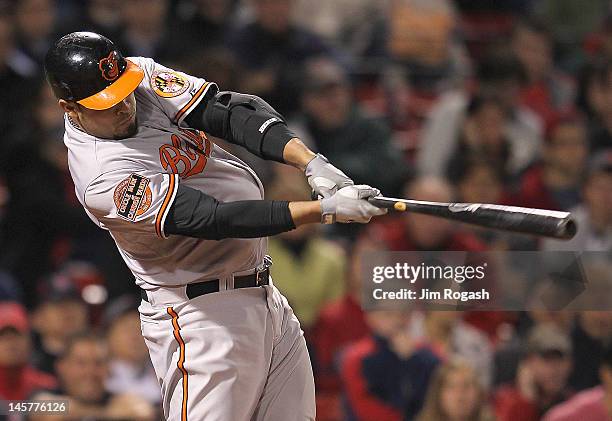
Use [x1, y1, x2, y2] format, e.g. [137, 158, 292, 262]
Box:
[367, 196, 577, 240]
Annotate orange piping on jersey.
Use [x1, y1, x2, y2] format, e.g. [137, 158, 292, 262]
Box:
[155, 174, 176, 238]
[174, 82, 209, 124]
[168, 307, 188, 421]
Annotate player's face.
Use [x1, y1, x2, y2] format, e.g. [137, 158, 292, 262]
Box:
[60, 92, 138, 140]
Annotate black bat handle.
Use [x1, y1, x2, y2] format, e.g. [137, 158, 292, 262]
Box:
[367, 197, 408, 211]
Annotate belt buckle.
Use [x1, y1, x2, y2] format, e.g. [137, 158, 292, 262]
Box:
[256, 255, 273, 286]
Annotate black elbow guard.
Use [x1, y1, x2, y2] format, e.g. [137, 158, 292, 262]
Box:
[187, 91, 296, 162]
[228, 101, 296, 161]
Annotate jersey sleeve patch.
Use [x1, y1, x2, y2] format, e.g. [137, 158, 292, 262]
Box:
[151, 70, 190, 98]
[114, 174, 153, 221]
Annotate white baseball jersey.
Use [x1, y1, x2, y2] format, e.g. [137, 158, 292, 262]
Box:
[64, 57, 267, 289]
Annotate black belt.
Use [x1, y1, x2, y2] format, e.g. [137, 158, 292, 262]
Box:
[140, 267, 270, 303]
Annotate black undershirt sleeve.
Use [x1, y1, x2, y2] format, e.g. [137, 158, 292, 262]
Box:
[184, 89, 296, 162]
[164, 184, 296, 240]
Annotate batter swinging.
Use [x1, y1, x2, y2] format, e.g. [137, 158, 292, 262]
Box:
[44, 32, 385, 420]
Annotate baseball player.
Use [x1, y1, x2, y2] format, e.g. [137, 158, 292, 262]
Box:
[43, 32, 386, 420]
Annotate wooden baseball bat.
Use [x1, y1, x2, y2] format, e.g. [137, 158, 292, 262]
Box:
[367, 196, 577, 239]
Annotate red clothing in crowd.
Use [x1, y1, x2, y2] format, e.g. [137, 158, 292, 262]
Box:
[519, 75, 575, 129]
[341, 338, 403, 421]
[543, 386, 610, 421]
[0, 365, 57, 400]
[340, 335, 440, 421]
[494, 385, 541, 421]
[494, 384, 573, 421]
[370, 216, 488, 252]
[514, 165, 561, 211]
[463, 311, 517, 342]
[520, 86, 558, 129]
[311, 295, 370, 421]
[312, 294, 370, 392]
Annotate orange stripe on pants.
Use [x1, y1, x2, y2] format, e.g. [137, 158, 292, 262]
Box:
[168, 307, 188, 421]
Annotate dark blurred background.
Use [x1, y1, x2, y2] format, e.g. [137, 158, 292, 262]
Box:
[0, 0, 611, 420]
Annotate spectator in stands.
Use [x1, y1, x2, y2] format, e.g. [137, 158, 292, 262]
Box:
[514, 114, 588, 212]
[30, 333, 155, 421]
[598, 15, 612, 60]
[0, 270, 21, 301]
[116, 0, 181, 62]
[569, 312, 612, 391]
[372, 172, 496, 324]
[368, 177, 487, 251]
[341, 309, 440, 421]
[453, 159, 532, 250]
[228, 0, 333, 115]
[30, 276, 89, 375]
[292, 0, 386, 69]
[0, 302, 56, 400]
[453, 0, 520, 60]
[543, 340, 612, 421]
[14, 0, 59, 66]
[311, 235, 374, 393]
[309, 237, 373, 421]
[79, 0, 123, 41]
[290, 56, 407, 196]
[543, 150, 612, 251]
[0, 83, 118, 307]
[446, 95, 513, 181]
[418, 51, 542, 178]
[104, 296, 160, 404]
[417, 358, 495, 421]
[493, 311, 573, 387]
[0, 6, 38, 149]
[512, 18, 575, 127]
[575, 260, 612, 313]
[575, 60, 606, 124]
[533, 0, 609, 72]
[266, 169, 346, 331]
[175, 0, 237, 52]
[385, 0, 469, 93]
[494, 323, 574, 421]
[588, 60, 612, 152]
[30, 82, 67, 165]
[412, 311, 493, 388]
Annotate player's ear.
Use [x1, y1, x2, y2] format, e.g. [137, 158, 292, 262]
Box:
[59, 99, 77, 114]
[59, 99, 83, 122]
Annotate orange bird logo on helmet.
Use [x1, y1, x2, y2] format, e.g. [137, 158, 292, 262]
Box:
[99, 51, 120, 81]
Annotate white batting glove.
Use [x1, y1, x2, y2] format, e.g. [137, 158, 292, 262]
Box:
[305, 154, 354, 198]
[320, 185, 387, 224]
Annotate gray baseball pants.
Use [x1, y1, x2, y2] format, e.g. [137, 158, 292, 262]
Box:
[138, 282, 316, 420]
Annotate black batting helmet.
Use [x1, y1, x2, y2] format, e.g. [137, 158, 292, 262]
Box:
[44, 32, 144, 110]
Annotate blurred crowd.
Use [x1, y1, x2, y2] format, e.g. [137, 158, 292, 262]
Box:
[0, 0, 611, 420]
